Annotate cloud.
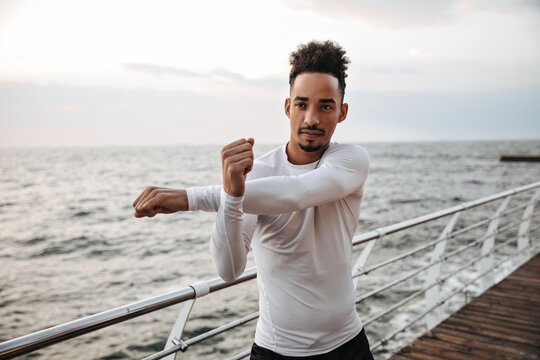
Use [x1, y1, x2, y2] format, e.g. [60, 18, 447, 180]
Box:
[123, 63, 286, 90]
[460, 0, 540, 13]
[123, 63, 203, 78]
[362, 66, 422, 76]
[280, 0, 459, 27]
[279, 0, 540, 28]
[212, 69, 246, 82]
[212, 69, 286, 89]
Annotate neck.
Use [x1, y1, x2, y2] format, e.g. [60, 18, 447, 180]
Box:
[286, 141, 329, 165]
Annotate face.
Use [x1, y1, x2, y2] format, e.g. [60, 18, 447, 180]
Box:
[285, 72, 348, 164]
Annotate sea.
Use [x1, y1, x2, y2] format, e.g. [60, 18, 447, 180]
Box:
[1, 140, 539, 359]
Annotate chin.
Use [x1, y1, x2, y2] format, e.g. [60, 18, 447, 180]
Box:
[299, 142, 324, 153]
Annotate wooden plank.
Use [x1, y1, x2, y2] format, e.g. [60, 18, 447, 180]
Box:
[459, 299, 539, 320]
[395, 349, 449, 360]
[388, 354, 416, 360]
[462, 303, 539, 324]
[448, 312, 540, 335]
[388, 254, 540, 360]
[437, 319, 538, 346]
[479, 288, 539, 302]
[400, 335, 497, 360]
[431, 327, 537, 358]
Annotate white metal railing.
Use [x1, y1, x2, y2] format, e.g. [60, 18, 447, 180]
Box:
[0, 181, 538, 360]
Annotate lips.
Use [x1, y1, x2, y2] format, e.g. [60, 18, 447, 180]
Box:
[299, 129, 323, 141]
[299, 127, 324, 137]
[301, 130, 322, 135]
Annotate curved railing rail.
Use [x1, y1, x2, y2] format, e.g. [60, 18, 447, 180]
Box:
[1, 181, 539, 360]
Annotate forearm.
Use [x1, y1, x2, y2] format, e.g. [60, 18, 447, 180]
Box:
[186, 185, 222, 212]
[243, 166, 367, 215]
[209, 189, 251, 282]
[144, 149, 368, 217]
[239, 145, 369, 215]
[187, 157, 368, 215]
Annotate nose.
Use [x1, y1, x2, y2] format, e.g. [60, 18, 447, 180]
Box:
[304, 109, 319, 126]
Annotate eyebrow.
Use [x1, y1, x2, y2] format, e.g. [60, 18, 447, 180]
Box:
[293, 96, 336, 104]
[319, 98, 336, 104]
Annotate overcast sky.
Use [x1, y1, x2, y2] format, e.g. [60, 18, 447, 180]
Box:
[1, 0, 539, 146]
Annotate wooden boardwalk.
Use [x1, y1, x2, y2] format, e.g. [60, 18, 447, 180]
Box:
[390, 254, 540, 360]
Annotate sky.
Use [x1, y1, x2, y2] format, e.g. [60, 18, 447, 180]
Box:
[1, 0, 539, 146]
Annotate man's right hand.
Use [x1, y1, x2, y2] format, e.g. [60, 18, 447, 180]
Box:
[133, 187, 188, 218]
[221, 138, 255, 197]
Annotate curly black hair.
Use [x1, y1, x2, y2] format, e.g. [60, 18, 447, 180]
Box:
[289, 40, 350, 99]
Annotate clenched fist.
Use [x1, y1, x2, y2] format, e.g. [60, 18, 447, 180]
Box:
[132, 187, 188, 218]
[221, 138, 255, 197]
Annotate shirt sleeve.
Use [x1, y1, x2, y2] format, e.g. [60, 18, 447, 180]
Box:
[209, 189, 257, 283]
[186, 185, 221, 212]
[242, 145, 369, 215]
[187, 145, 369, 214]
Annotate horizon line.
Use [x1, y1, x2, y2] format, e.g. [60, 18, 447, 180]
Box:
[1, 137, 539, 149]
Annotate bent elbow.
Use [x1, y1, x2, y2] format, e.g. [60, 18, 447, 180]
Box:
[217, 265, 244, 283]
[211, 248, 246, 283]
[218, 272, 236, 283]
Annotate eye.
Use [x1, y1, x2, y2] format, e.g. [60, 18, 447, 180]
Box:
[321, 104, 334, 110]
[295, 102, 306, 109]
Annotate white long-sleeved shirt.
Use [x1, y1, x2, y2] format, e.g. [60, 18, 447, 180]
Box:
[186, 142, 370, 356]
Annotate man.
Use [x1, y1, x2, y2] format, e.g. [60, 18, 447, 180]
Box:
[133, 40, 372, 359]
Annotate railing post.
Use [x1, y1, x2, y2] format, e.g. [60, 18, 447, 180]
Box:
[425, 212, 460, 329]
[352, 229, 383, 290]
[518, 189, 540, 251]
[163, 281, 210, 359]
[479, 196, 511, 293]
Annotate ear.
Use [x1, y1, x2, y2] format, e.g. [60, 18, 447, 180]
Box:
[338, 103, 348, 123]
[284, 98, 291, 118]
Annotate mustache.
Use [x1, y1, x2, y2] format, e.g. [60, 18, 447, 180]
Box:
[298, 126, 325, 135]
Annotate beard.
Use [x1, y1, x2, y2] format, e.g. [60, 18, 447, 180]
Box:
[298, 126, 325, 152]
[299, 141, 323, 152]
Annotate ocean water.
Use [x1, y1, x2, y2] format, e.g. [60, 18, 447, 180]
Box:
[0, 140, 539, 359]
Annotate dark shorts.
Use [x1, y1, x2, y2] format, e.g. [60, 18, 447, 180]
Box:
[250, 328, 374, 360]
